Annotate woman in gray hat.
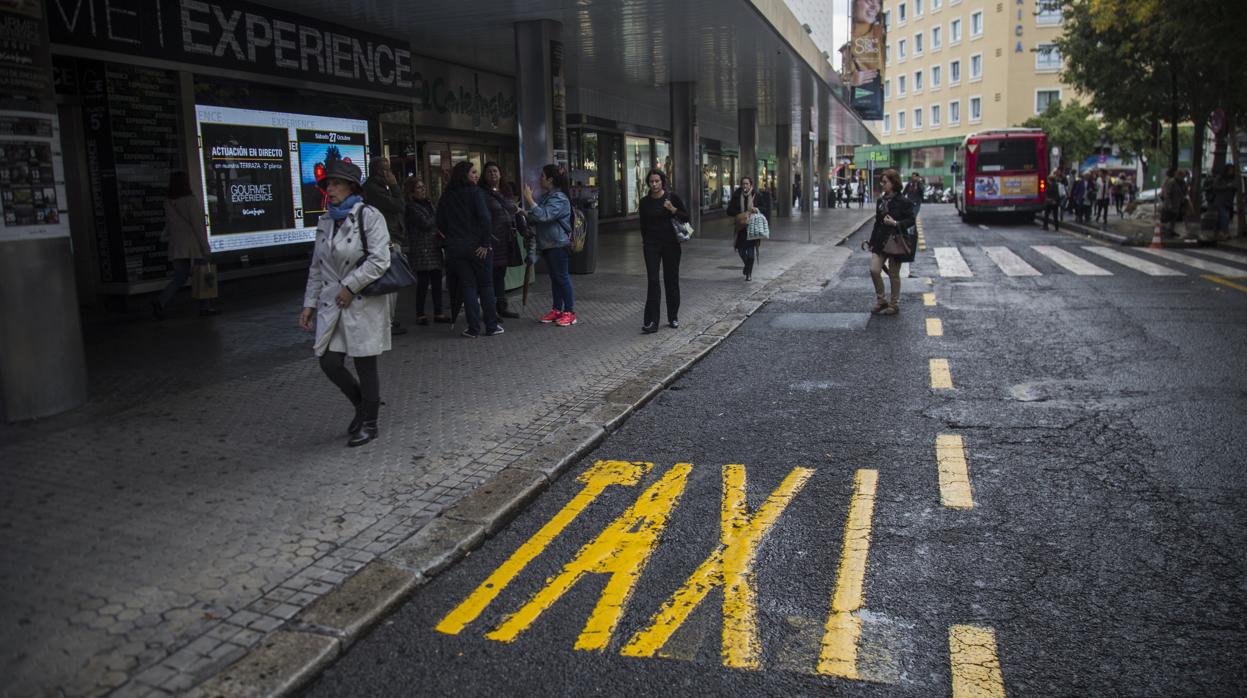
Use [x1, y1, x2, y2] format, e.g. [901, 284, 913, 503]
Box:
[298, 159, 393, 447]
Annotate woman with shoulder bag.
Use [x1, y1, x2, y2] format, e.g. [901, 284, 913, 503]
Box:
[403, 178, 450, 325]
[637, 168, 689, 333]
[483, 161, 523, 319]
[522, 164, 577, 327]
[864, 168, 915, 316]
[153, 171, 218, 320]
[725, 175, 770, 281]
[298, 160, 392, 447]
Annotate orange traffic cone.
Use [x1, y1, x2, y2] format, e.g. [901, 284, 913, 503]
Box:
[1150, 221, 1163, 249]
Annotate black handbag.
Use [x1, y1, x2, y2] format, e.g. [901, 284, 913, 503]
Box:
[354, 206, 417, 296]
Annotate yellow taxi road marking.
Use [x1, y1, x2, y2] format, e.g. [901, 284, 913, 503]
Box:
[936, 435, 974, 509]
[950, 625, 1006, 698]
[929, 358, 954, 389]
[924, 292, 937, 306]
[621, 465, 814, 669]
[436, 460, 652, 635]
[1203, 274, 1247, 293]
[926, 318, 944, 336]
[486, 463, 692, 650]
[816, 469, 879, 678]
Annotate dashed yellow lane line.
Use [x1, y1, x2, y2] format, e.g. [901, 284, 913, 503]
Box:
[1203, 274, 1247, 293]
[924, 292, 937, 306]
[487, 463, 692, 650]
[949, 624, 1006, 697]
[936, 434, 974, 509]
[926, 318, 944, 336]
[929, 359, 954, 389]
[622, 465, 813, 669]
[817, 469, 879, 679]
[436, 460, 651, 635]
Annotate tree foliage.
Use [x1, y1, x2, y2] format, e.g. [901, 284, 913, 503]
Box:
[1021, 101, 1100, 168]
[1055, 0, 1247, 215]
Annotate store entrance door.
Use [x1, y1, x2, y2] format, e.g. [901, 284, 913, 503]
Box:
[423, 142, 519, 204]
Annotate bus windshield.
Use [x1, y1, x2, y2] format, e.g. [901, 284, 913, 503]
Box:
[976, 139, 1038, 172]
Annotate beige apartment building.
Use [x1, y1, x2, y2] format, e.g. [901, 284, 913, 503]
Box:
[855, 0, 1066, 189]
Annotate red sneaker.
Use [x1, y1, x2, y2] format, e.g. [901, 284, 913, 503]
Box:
[556, 311, 578, 327]
[538, 308, 561, 323]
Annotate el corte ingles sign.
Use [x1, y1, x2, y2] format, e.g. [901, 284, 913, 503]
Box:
[46, 0, 515, 131]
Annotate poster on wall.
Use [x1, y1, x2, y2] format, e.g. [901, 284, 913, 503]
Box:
[0, 112, 67, 240]
[195, 105, 370, 252]
[842, 0, 885, 122]
[296, 129, 367, 228]
[200, 123, 293, 235]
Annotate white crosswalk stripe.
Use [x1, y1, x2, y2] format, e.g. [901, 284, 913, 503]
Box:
[934, 247, 973, 277]
[1031, 245, 1113, 276]
[1185, 248, 1247, 264]
[1080, 247, 1184, 276]
[982, 246, 1041, 276]
[1139, 249, 1247, 277]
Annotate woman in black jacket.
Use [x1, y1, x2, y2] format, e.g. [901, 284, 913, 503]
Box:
[436, 161, 501, 338]
[725, 176, 770, 281]
[637, 168, 689, 333]
[865, 168, 915, 316]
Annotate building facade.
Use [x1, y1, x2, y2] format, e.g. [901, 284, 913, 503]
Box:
[857, 0, 1065, 188]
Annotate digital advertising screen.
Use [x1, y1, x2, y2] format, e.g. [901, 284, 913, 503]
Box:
[194, 105, 370, 252]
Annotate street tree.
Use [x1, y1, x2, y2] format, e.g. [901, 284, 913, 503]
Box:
[1021, 101, 1100, 171]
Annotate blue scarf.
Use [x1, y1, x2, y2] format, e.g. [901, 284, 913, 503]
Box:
[328, 194, 363, 221]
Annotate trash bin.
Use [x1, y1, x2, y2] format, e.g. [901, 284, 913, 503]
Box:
[569, 204, 599, 275]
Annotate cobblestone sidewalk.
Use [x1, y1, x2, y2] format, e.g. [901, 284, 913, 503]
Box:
[0, 208, 871, 698]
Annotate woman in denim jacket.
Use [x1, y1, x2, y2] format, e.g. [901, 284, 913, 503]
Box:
[522, 164, 577, 327]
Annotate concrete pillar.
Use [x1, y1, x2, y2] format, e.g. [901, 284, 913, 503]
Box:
[818, 87, 831, 208]
[670, 82, 700, 231]
[513, 20, 568, 190]
[800, 75, 814, 214]
[777, 123, 792, 218]
[0, 5, 86, 421]
[738, 108, 757, 187]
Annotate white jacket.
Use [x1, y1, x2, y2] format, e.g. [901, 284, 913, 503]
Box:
[303, 202, 392, 357]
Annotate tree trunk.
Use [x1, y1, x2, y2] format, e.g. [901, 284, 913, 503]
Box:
[1188, 115, 1206, 223]
[1169, 68, 1180, 172]
[1212, 115, 1228, 173]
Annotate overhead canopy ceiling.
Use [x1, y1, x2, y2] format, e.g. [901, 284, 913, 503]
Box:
[254, 0, 872, 147]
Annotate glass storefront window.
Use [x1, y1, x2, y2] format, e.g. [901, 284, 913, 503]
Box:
[582, 131, 599, 185]
[655, 140, 672, 177]
[702, 152, 723, 210]
[625, 136, 652, 215]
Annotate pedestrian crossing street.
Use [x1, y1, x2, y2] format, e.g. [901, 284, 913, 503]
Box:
[924, 245, 1247, 279]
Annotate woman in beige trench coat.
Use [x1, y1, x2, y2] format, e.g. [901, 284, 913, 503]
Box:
[299, 160, 392, 447]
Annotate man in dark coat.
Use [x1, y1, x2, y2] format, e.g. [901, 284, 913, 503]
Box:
[363, 157, 408, 334]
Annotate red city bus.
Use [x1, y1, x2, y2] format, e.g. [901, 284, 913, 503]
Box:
[953, 129, 1049, 221]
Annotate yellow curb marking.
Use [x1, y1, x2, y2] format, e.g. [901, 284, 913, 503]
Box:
[926, 318, 944, 337]
[816, 469, 879, 678]
[436, 460, 651, 635]
[622, 465, 814, 669]
[1203, 274, 1247, 293]
[950, 624, 1006, 697]
[929, 358, 954, 389]
[924, 292, 937, 306]
[936, 434, 974, 509]
[487, 463, 692, 650]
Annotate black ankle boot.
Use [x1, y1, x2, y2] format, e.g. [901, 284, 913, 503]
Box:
[348, 400, 364, 435]
[348, 401, 379, 447]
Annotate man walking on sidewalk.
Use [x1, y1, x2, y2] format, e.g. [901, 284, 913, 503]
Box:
[904, 173, 925, 218]
[1095, 169, 1110, 226]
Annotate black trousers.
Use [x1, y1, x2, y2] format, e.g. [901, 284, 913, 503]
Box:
[446, 255, 499, 334]
[737, 239, 759, 277]
[643, 241, 681, 326]
[415, 269, 443, 317]
[319, 352, 380, 404]
[492, 264, 510, 310]
[1042, 203, 1061, 230]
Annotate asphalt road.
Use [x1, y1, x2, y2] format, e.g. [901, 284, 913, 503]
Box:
[305, 205, 1247, 697]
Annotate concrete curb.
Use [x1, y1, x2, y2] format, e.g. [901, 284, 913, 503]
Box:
[1056, 218, 1202, 248]
[189, 213, 873, 697]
